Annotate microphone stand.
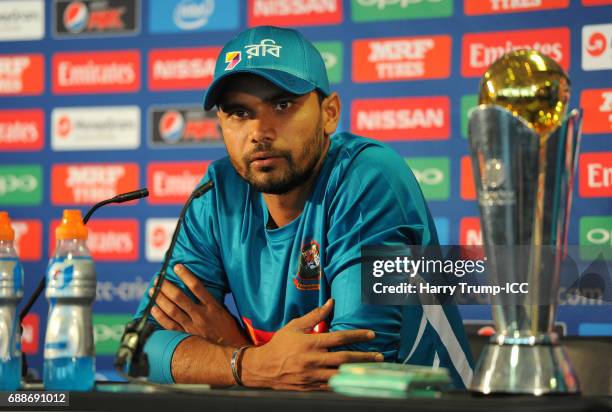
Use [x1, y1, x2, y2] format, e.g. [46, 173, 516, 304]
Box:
[19, 188, 149, 380]
[114, 181, 213, 379]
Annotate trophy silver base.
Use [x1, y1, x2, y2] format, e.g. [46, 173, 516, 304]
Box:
[470, 335, 580, 395]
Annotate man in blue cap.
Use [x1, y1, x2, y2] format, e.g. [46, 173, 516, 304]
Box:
[135, 26, 473, 390]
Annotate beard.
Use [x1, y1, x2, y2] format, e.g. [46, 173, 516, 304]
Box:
[237, 118, 326, 195]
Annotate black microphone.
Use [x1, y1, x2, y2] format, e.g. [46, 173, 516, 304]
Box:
[82, 188, 149, 224]
[114, 180, 214, 378]
[19, 188, 149, 379]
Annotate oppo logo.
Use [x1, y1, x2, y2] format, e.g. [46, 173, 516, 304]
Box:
[94, 323, 124, 342]
[0, 174, 37, 195]
[586, 228, 612, 245]
[356, 0, 442, 8]
[413, 168, 444, 185]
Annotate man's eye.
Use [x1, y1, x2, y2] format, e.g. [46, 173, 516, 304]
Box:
[274, 101, 293, 111]
[231, 110, 249, 119]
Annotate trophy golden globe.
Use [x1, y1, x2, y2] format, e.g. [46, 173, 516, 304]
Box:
[468, 50, 582, 394]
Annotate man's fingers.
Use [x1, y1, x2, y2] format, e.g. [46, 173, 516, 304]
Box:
[314, 329, 376, 349]
[151, 306, 184, 332]
[149, 287, 192, 328]
[174, 264, 216, 306]
[291, 299, 334, 330]
[308, 351, 383, 367]
[156, 277, 197, 313]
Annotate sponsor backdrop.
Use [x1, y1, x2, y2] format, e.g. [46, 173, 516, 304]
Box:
[0, 0, 610, 378]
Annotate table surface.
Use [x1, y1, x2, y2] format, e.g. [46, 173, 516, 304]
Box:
[4, 383, 612, 412]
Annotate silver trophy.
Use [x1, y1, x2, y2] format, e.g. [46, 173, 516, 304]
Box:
[468, 50, 582, 395]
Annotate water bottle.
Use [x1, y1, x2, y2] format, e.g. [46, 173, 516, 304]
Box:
[44, 210, 96, 391]
[0, 211, 24, 391]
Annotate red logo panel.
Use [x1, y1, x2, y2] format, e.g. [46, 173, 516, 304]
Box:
[148, 47, 221, 91]
[580, 89, 612, 134]
[247, 0, 342, 27]
[464, 0, 569, 15]
[351, 97, 450, 141]
[147, 161, 209, 204]
[462, 28, 570, 77]
[459, 217, 482, 246]
[0, 54, 44, 95]
[52, 50, 140, 94]
[13, 220, 42, 261]
[353, 35, 451, 82]
[582, 0, 612, 5]
[50, 219, 139, 261]
[579, 152, 612, 197]
[21, 313, 39, 355]
[461, 156, 476, 200]
[0, 109, 44, 151]
[51, 163, 140, 205]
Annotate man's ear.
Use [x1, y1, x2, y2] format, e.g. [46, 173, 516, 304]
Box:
[321, 92, 341, 136]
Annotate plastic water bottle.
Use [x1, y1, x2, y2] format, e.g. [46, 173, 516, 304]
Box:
[44, 210, 96, 391]
[0, 211, 24, 391]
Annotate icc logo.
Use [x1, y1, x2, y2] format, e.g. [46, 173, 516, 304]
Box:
[63, 1, 89, 33]
[159, 111, 185, 144]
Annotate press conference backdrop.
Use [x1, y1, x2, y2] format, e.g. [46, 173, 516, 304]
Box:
[0, 0, 610, 380]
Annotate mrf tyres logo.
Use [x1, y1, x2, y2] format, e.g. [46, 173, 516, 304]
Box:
[462, 27, 570, 77]
[464, 0, 568, 15]
[150, 106, 221, 147]
[351, 0, 453, 22]
[52, 50, 140, 94]
[582, 24, 612, 71]
[248, 0, 342, 27]
[351, 96, 450, 141]
[54, 0, 139, 37]
[581, 88, 612, 134]
[51, 163, 139, 205]
[0, 165, 42, 206]
[353, 35, 451, 82]
[0, 54, 44, 96]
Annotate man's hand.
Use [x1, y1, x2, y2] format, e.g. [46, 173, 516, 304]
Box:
[149, 264, 250, 347]
[241, 299, 383, 391]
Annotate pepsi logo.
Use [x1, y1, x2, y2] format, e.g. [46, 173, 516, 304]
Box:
[159, 110, 185, 144]
[587, 31, 607, 57]
[57, 116, 72, 138]
[63, 1, 89, 34]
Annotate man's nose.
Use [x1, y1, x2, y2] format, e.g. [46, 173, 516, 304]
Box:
[248, 111, 276, 143]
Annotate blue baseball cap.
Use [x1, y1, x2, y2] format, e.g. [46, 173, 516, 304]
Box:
[203, 26, 330, 110]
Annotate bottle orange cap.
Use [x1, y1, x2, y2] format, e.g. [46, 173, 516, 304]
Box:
[56, 209, 88, 240]
[0, 211, 15, 241]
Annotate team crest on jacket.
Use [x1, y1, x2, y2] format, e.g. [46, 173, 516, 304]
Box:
[294, 240, 322, 291]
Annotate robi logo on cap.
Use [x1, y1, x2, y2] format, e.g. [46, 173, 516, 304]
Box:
[225, 52, 241, 71]
[63, 1, 89, 33]
[159, 111, 185, 144]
